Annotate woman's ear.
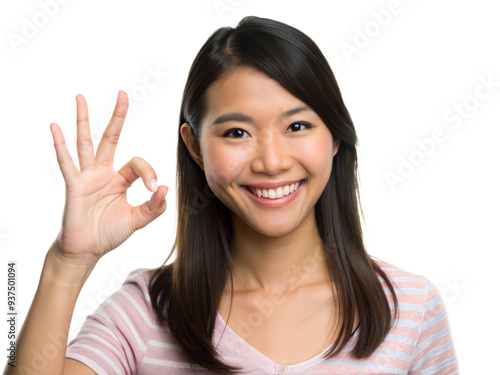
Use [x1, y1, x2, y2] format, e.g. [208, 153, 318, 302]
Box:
[333, 137, 341, 158]
[180, 122, 204, 170]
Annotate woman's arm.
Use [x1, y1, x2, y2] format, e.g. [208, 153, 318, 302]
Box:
[3, 91, 168, 374]
[3, 244, 98, 375]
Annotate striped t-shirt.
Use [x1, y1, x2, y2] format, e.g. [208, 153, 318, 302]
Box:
[65, 260, 459, 374]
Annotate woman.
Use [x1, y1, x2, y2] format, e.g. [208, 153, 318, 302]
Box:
[4, 16, 459, 375]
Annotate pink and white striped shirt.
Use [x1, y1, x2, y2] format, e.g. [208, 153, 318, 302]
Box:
[66, 260, 459, 374]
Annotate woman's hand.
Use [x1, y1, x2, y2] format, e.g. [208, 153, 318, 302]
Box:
[49, 91, 168, 265]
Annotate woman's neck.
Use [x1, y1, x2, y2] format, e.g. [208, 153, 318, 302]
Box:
[229, 211, 330, 294]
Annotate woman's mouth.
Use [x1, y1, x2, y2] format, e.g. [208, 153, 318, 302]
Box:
[241, 179, 306, 206]
[245, 179, 304, 199]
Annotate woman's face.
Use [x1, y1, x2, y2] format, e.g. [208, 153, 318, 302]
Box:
[181, 65, 339, 237]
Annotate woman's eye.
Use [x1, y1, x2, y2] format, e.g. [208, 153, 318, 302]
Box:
[223, 128, 249, 138]
[288, 122, 311, 132]
[223, 122, 311, 138]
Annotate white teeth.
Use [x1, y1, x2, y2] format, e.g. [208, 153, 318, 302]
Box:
[250, 181, 301, 199]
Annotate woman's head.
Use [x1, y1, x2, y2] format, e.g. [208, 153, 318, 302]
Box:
[177, 15, 358, 234]
[150, 16, 397, 374]
[180, 64, 340, 237]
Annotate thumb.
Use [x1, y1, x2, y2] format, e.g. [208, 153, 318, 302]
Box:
[131, 185, 168, 230]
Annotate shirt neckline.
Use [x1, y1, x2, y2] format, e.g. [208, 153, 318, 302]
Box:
[214, 312, 358, 373]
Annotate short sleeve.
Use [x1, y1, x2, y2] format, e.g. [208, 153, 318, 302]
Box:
[65, 268, 155, 375]
[409, 279, 459, 374]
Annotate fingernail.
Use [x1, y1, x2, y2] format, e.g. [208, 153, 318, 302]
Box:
[150, 178, 158, 193]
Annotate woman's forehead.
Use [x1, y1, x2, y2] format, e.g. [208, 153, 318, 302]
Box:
[203, 66, 311, 118]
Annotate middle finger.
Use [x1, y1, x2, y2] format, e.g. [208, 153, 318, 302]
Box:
[95, 90, 129, 167]
[76, 94, 96, 170]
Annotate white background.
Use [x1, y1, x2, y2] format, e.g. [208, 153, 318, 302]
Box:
[1, 0, 499, 372]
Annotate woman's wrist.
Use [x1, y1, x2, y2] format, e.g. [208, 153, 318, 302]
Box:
[42, 242, 100, 288]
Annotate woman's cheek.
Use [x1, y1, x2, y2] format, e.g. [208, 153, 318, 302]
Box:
[205, 150, 247, 189]
[301, 136, 334, 169]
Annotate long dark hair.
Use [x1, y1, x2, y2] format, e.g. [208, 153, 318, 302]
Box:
[149, 15, 399, 374]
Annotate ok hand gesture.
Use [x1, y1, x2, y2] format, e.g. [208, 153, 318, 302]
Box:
[49, 91, 168, 265]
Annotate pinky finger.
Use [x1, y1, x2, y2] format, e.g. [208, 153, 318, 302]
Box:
[50, 123, 79, 182]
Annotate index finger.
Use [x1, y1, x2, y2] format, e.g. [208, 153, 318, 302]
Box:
[95, 90, 129, 167]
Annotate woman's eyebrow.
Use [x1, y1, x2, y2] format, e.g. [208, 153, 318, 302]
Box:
[281, 105, 312, 118]
[210, 105, 312, 127]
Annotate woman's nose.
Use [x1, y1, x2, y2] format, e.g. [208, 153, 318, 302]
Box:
[250, 128, 293, 175]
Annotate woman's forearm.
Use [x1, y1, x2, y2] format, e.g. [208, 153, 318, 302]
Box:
[3, 243, 98, 375]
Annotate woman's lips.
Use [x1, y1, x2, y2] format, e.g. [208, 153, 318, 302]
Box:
[242, 179, 305, 207]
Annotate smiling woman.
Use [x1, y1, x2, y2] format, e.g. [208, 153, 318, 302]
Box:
[182, 65, 338, 222]
[4, 15, 458, 375]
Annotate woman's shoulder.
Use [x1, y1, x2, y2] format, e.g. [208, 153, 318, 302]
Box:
[75, 266, 166, 336]
[371, 257, 440, 309]
[76, 267, 161, 325]
[373, 257, 431, 285]
[370, 259, 459, 373]
[121, 267, 157, 289]
[66, 267, 180, 373]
